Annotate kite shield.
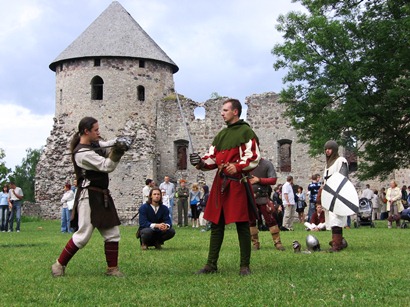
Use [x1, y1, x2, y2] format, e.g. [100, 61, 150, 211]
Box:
[321, 172, 359, 216]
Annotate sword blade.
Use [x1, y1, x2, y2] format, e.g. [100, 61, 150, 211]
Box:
[63, 145, 115, 155]
[175, 91, 195, 154]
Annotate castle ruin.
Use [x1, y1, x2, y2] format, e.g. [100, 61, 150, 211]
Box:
[35, 1, 409, 222]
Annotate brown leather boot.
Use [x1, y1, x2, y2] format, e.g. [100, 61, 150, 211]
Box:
[250, 226, 260, 250]
[329, 237, 348, 249]
[329, 227, 343, 252]
[395, 215, 401, 228]
[269, 225, 285, 251]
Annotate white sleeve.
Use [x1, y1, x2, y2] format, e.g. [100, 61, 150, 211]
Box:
[75, 148, 118, 173]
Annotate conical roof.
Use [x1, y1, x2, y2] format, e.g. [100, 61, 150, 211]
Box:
[49, 1, 178, 73]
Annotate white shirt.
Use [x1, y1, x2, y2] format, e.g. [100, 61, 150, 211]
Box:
[159, 181, 175, 200]
[142, 185, 151, 203]
[361, 188, 374, 200]
[75, 140, 118, 189]
[282, 182, 295, 205]
[162, 195, 170, 208]
[9, 187, 23, 201]
[371, 194, 380, 209]
[61, 190, 75, 209]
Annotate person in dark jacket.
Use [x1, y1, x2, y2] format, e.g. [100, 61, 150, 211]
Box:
[199, 185, 210, 231]
[176, 179, 189, 227]
[137, 188, 175, 250]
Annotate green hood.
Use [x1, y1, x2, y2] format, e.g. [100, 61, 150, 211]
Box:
[212, 120, 258, 151]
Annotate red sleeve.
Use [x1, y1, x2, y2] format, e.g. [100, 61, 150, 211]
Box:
[201, 145, 218, 171]
[259, 177, 277, 186]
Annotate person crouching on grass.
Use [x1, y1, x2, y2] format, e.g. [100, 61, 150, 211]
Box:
[137, 188, 175, 250]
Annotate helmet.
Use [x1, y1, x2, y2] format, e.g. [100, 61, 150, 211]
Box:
[292, 240, 301, 253]
[306, 234, 321, 252]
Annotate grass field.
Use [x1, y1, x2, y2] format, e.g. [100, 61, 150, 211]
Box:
[0, 217, 408, 306]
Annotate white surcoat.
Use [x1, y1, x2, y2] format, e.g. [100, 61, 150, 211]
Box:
[323, 157, 348, 229]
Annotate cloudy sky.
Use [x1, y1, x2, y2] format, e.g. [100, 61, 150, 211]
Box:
[0, 0, 304, 171]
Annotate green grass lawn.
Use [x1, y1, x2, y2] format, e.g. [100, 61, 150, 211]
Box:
[0, 218, 408, 306]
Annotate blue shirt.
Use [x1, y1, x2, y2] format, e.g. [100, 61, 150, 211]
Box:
[0, 192, 9, 206]
[308, 182, 321, 203]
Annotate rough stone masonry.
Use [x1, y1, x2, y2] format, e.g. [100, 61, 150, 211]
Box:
[34, 1, 409, 224]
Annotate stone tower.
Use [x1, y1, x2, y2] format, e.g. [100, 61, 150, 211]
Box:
[36, 1, 179, 221]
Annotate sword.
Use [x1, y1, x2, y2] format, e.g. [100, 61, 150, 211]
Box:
[63, 145, 115, 155]
[241, 173, 259, 217]
[175, 91, 195, 154]
[131, 211, 139, 221]
[63, 136, 134, 155]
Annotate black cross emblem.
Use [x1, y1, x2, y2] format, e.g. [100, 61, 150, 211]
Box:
[323, 176, 358, 213]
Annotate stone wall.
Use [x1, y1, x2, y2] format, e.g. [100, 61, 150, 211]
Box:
[36, 58, 410, 224]
[21, 201, 42, 217]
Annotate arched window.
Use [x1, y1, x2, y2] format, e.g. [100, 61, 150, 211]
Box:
[137, 85, 145, 101]
[278, 139, 292, 172]
[91, 76, 104, 100]
[194, 106, 205, 119]
[174, 140, 189, 170]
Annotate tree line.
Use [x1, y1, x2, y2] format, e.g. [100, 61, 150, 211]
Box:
[0, 148, 41, 202]
[273, 0, 409, 180]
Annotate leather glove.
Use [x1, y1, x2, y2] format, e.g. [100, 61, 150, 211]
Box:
[109, 147, 125, 162]
[189, 153, 202, 166]
[115, 136, 133, 152]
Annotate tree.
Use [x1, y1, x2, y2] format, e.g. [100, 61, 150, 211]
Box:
[272, 0, 410, 180]
[0, 148, 11, 186]
[210, 92, 222, 99]
[8, 148, 42, 202]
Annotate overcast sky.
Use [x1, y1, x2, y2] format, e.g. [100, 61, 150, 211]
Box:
[0, 0, 304, 171]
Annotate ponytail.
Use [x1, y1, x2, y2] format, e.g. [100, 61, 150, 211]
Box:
[70, 116, 98, 179]
[70, 132, 81, 153]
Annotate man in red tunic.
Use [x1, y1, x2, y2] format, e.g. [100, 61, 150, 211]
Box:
[190, 98, 261, 276]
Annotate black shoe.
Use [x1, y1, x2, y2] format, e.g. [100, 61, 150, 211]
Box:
[239, 266, 251, 276]
[196, 265, 217, 274]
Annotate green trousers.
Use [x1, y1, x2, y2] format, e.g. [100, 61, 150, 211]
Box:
[206, 211, 251, 269]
